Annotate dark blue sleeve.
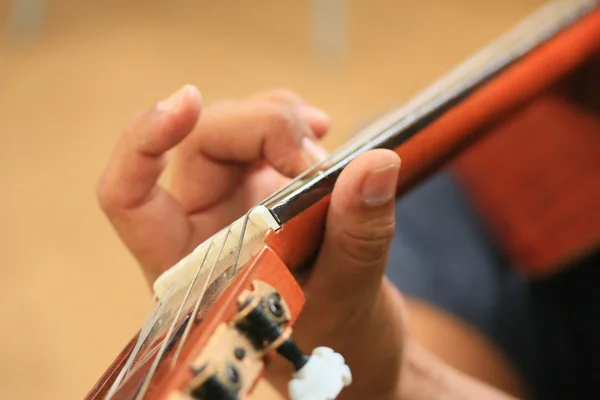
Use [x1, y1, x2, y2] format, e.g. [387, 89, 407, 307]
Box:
[385, 171, 545, 398]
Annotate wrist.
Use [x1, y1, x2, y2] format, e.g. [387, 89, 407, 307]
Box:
[399, 339, 517, 400]
[399, 339, 451, 400]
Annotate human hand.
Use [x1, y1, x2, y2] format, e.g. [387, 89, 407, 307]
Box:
[97, 85, 330, 284]
[97, 85, 407, 399]
[263, 137, 406, 400]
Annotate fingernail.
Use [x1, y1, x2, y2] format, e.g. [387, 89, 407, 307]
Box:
[302, 136, 328, 165]
[361, 164, 400, 206]
[301, 105, 331, 125]
[157, 84, 196, 111]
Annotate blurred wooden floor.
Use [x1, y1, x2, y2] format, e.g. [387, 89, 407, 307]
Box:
[0, 1, 544, 399]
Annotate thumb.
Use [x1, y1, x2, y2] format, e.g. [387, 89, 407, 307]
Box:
[304, 149, 400, 314]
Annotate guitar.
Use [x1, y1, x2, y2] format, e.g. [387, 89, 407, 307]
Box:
[86, 1, 600, 399]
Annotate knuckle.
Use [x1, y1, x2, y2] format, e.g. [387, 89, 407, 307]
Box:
[263, 104, 299, 136]
[338, 218, 396, 264]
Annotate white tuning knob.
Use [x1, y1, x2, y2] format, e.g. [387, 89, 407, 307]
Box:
[288, 347, 352, 400]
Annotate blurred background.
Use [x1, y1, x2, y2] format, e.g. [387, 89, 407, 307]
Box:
[0, 1, 545, 399]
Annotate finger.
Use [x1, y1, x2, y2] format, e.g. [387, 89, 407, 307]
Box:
[250, 88, 330, 137]
[172, 99, 329, 213]
[248, 88, 307, 106]
[99, 85, 202, 209]
[194, 99, 329, 172]
[304, 149, 401, 321]
[97, 85, 203, 281]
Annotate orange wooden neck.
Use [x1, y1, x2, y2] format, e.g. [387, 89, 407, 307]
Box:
[268, 8, 600, 277]
[454, 90, 600, 276]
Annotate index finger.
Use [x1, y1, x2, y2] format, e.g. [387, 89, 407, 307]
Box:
[250, 88, 330, 137]
[97, 85, 203, 281]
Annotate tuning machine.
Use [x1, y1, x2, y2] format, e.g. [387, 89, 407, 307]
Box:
[185, 280, 351, 400]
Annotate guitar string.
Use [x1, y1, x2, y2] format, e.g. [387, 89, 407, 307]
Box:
[262, 0, 598, 222]
[134, 226, 232, 400]
[104, 295, 160, 399]
[111, 1, 591, 395]
[106, 1, 594, 397]
[169, 235, 217, 366]
[93, 2, 591, 398]
[230, 208, 253, 277]
[170, 208, 254, 366]
[105, 292, 172, 399]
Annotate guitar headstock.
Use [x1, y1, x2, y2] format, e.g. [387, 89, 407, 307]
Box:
[86, 207, 351, 400]
[145, 246, 306, 400]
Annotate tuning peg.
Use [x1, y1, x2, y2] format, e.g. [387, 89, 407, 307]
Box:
[231, 280, 353, 399]
[288, 347, 352, 400]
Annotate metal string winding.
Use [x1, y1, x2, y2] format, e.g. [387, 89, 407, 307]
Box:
[134, 228, 230, 400]
[105, 291, 173, 399]
[170, 208, 254, 366]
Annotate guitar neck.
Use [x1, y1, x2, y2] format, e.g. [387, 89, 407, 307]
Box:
[263, 0, 600, 225]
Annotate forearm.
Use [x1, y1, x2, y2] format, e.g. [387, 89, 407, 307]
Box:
[399, 340, 518, 400]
